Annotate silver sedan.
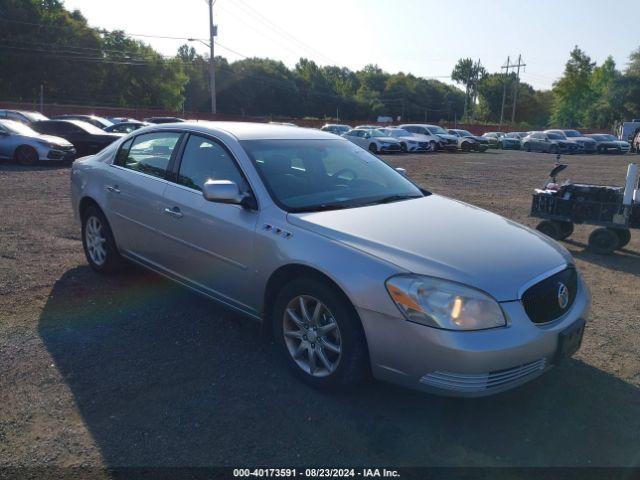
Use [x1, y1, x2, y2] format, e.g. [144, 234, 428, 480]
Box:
[70, 122, 590, 397]
[0, 120, 76, 164]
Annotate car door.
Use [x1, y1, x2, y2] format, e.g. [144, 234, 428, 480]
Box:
[0, 124, 13, 159]
[105, 130, 184, 267]
[159, 133, 260, 313]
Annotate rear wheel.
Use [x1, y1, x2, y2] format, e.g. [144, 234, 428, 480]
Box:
[588, 228, 620, 255]
[461, 142, 471, 152]
[273, 278, 369, 390]
[368, 143, 378, 154]
[611, 228, 631, 249]
[81, 205, 125, 273]
[536, 220, 572, 240]
[14, 146, 39, 165]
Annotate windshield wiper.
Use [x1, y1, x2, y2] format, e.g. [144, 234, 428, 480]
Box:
[364, 194, 423, 206]
[292, 202, 356, 213]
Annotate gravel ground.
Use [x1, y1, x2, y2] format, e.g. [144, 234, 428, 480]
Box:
[0, 150, 639, 469]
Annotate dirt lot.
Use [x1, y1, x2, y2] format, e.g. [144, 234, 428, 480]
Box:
[1, 150, 639, 470]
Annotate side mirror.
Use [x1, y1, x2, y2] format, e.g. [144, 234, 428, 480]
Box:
[395, 167, 408, 177]
[202, 179, 254, 208]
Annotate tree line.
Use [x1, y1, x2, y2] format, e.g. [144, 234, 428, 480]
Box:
[1, 0, 639, 129]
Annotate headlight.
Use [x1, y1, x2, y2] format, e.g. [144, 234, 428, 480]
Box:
[385, 275, 506, 330]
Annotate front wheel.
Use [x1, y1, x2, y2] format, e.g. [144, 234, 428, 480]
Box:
[524, 142, 531, 152]
[461, 142, 471, 152]
[81, 205, 124, 273]
[588, 228, 620, 255]
[14, 146, 39, 165]
[368, 143, 378, 154]
[273, 278, 369, 390]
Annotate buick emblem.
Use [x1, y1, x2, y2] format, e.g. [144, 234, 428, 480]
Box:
[557, 283, 569, 309]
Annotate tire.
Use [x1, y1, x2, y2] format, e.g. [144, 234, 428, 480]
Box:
[368, 143, 378, 154]
[588, 228, 620, 255]
[611, 228, 631, 249]
[536, 220, 564, 240]
[461, 142, 471, 152]
[272, 277, 369, 390]
[14, 145, 39, 165]
[549, 145, 558, 155]
[557, 221, 574, 240]
[400, 142, 407, 153]
[81, 205, 125, 273]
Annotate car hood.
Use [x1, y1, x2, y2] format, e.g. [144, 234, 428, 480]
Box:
[287, 195, 571, 301]
[375, 136, 400, 143]
[569, 136, 596, 143]
[21, 133, 73, 147]
[437, 133, 459, 141]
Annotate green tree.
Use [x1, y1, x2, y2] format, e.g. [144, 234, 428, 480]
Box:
[451, 58, 486, 120]
[551, 46, 595, 127]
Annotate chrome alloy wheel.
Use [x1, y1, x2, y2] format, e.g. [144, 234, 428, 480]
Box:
[85, 216, 107, 266]
[282, 295, 342, 377]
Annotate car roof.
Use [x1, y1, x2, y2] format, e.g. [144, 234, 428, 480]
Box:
[146, 121, 339, 141]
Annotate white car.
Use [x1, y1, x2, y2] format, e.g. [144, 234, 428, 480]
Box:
[400, 124, 458, 151]
[379, 127, 433, 152]
[342, 128, 402, 154]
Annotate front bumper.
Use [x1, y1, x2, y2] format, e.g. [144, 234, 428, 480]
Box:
[379, 143, 402, 153]
[359, 275, 590, 397]
[501, 141, 522, 150]
[44, 146, 76, 161]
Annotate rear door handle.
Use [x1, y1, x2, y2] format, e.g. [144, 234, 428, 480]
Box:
[164, 207, 183, 219]
[107, 185, 121, 194]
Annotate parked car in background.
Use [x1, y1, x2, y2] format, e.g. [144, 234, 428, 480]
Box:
[144, 116, 186, 124]
[71, 121, 589, 396]
[0, 119, 75, 165]
[400, 124, 458, 151]
[585, 134, 631, 154]
[447, 129, 489, 152]
[483, 132, 506, 148]
[617, 120, 640, 145]
[545, 129, 597, 153]
[498, 132, 525, 150]
[32, 119, 123, 157]
[379, 127, 431, 152]
[0, 109, 48, 125]
[343, 128, 402, 153]
[105, 121, 149, 134]
[320, 124, 352, 136]
[354, 125, 381, 130]
[107, 117, 139, 124]
[52, 114, 113, 130]
[522, 132, 579, 154]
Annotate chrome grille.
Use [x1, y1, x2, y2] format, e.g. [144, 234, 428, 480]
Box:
[420, 358, 546, 392]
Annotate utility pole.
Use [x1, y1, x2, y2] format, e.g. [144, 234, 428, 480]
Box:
[39, 83, 44, 113]
[499, 56, 511, 128]
[208, 0, 217, 115]
[511, 54, 526, 124]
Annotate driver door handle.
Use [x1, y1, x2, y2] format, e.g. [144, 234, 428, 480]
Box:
[107, 185, 121, 194]
[164, 206, 183, 219]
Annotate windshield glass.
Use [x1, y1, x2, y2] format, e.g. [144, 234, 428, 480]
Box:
[368, 129, 387, 138]
[0, 120, 38, 135]
[241, 139, 424, 212]
[547, 133, 564, 140]
[600, 134, 616, 141]
[457, 130, 472, 137]
[564, 130, 581, 137]
[388, 129, 411, 137]
[69, 120, 107, 135]
[428, 126, 447, 135]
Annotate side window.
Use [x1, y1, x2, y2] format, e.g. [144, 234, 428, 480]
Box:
[124, 132, 181, 179]
[114, 138, 133, 166]
[177, 135, 248, 192]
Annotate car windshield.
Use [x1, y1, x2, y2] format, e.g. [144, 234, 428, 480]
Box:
[457, 130, 472, 137]
[600, 134, 616, 141]
[368, 129, 387, 138]
[21, 111, 48, 122]
[241, 139, 424, 212]
[388, 129, 412, 137]
[547, 133, 564, 140]
[68, 120, 107, 135]
[563, 130, 581, 137]
[428, 126, 447, 135]
[1, 120, 38, 135]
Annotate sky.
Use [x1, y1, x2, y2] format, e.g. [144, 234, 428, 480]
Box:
[62, 0, 639, 91]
